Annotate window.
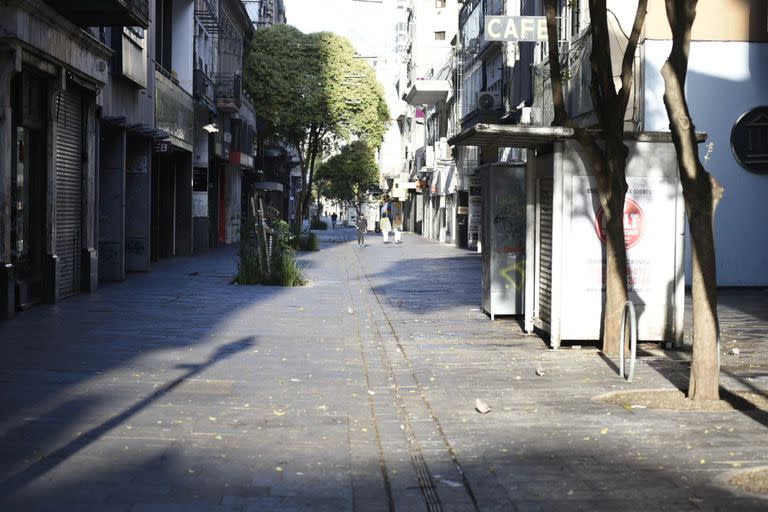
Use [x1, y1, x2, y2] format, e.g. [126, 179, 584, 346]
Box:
[436, 0, 446, 7]
[435, 31, 446, 41]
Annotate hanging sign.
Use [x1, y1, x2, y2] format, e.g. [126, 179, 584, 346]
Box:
[484, 16, 548, 42]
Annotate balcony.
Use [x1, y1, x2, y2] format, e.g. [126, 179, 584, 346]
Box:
[213, 73, 242, 113]
[156, 70, 194, 151]
[43, 0, 150, 29]
[403, 80, 451, 107]
[193, 69, 216, 106]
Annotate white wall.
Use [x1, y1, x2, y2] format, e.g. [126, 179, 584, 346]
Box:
[172, 0, 195, 94]
[644, 40, 768, 286]
[411, 0, 459, 80]
[225, 166, 241, 243]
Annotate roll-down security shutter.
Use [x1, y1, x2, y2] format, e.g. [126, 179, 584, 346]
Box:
[55, 89, 84, 299]
[537, 178, 554, 326]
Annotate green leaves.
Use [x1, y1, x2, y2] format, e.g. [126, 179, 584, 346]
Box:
[315, 141, 380, 203]
[244, 26, 390, 153]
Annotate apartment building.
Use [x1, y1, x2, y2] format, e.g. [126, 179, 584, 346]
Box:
[532, 0, 768, 286]
[0, 0, 141, 318]
[398, 0, 460, 238]
[0, 0, 262, 320]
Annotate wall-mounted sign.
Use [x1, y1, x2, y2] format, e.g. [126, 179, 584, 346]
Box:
[731, 106, 768, 175]
[594, 198, 646, 249]
[154, 140, 171, 153]
[484, 16, 548, 42]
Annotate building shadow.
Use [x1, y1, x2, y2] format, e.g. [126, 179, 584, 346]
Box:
[0, 337, 256, 499]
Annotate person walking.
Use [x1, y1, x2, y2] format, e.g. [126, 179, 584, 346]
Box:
[331, 212, 337, 229]
[393, 213, 403, 244]
[355, 214, 368, 247]
[380, 211, 391, 244]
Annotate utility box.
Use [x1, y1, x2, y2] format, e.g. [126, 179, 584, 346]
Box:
[524, 137, 686, 348]
[480, 163, 527, 319]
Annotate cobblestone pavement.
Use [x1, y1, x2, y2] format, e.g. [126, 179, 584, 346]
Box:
[0, 226, 766, 511]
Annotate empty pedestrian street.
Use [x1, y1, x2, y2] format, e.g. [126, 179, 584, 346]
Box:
[1, 229, 767, 511]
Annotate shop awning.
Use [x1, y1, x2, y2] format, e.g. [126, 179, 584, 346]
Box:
[448, 123, 708, 148]
[102, 116, 169, 140]
[404, 80, 451, 106]
[448, 124, 575, 148]
[253, 181, 283, 192]
[230, 151, 254, 168]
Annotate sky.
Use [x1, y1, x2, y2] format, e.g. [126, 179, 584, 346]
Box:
[281, 0, 395, 57]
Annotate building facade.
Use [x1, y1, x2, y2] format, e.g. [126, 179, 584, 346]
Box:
[0, 0, 143, 318]
[532, 0, 768, 286]
[1, 0, 264, 320]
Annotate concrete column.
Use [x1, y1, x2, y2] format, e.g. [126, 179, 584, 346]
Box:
[98, 126, 126, 281]
[125, 137, 151, 271]
[44, 71, 66, 303]
[82, 99, 99, 292]
[225, 165, 241, 244]
[174, 152, 193, 256]
[0, 46, 21, 319]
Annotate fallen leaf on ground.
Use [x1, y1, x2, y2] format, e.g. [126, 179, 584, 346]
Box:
[475, 399, 492, 414]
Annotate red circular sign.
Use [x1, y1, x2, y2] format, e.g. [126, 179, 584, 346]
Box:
[595, 198, 645, 249]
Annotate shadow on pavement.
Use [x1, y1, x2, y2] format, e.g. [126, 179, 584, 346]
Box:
[0, 337, 256, 499]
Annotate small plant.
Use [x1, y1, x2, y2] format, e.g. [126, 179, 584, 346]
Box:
[310, 218, 328, 230]
[233, 216, 264, 285]
[273, 249, 307, 286]
[295, 231, 319, 252]
[234, 215, 306, 286]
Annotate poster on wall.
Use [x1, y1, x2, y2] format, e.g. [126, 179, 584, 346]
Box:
[468, 176, 482, 250]
[564, 175, 678, 338]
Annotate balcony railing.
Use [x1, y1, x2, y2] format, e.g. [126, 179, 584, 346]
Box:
[193, 69, 216, 105]
[194, 0, 220, 34]
[43, 0, 150, 29]
[156, 70, 194, 151]
[213, 73, 242, 113]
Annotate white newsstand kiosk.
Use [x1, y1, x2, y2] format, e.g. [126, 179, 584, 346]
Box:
[450, 125, 689, 349]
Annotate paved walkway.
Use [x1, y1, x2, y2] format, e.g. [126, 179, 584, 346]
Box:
[0, 226, 766, 511]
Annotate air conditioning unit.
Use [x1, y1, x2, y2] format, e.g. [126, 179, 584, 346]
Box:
[476, 90, 501, 110]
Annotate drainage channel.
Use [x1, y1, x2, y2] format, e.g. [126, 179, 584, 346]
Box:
[348, 248, 480, 512]
[345, 259, 395, 512]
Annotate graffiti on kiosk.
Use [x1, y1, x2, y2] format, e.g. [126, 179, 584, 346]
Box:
[499, 260, 525, 291]
[594, 198, 645, 249]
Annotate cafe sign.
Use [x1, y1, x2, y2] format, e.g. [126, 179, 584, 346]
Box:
[484, 16, 548, 42]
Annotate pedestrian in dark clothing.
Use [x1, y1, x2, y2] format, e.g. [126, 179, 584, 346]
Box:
[355, 215, 368, 247]
[331, 212, 337, 229]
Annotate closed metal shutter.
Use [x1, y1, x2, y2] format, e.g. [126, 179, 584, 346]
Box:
[55, 89, 83, 299]
[537, 178, 554, 325]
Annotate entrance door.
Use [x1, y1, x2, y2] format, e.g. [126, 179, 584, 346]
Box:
[55, 88, 84, 299]
[10, 72, 47, 306]
[218, 165, 226, 245]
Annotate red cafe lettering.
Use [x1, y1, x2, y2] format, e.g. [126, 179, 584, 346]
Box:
[594, 198, 645, 249]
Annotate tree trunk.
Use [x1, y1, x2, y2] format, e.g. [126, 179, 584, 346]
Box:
[660, 0, 723, 401]
[545, 0, 644, 354]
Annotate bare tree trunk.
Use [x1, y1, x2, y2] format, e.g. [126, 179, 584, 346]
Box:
[544, 0, 646, 354]
[294, 127, 318, 236]
[660, 0, 724, 401]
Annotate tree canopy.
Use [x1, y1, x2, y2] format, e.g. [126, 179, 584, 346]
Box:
[315, 141, 380, 205]
[243, 25, 390, 231]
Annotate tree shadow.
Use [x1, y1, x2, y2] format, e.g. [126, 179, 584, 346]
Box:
[0, 337, 256, 499]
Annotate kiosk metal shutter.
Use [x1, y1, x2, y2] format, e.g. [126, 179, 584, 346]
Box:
[55, 89, 83, 299]
[537, 178, 554, 326]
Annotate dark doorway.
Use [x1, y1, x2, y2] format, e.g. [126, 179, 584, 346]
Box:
[10, 71, 48, 308]
[151, 153, 175, 260]
[457, 190, 469, 248]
